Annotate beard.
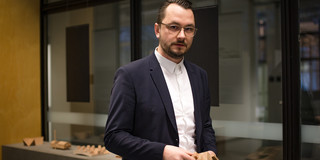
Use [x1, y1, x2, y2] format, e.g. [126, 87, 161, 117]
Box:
[161, 40, 189, 60]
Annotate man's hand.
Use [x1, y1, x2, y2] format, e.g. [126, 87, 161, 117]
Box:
[208, 151, 219, 160]
[192, 151, 218, 160]
[207, 151, 216, 157]
[163, 145, 196, 160]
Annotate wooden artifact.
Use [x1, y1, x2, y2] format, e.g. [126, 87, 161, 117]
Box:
[34, 137, 44, 145]
[50, 140, 71, 150]
[192, 151, 219, 160]
[73, 145, 110, 157]
[23, 136, 44, 146]
[50, 129, 71, 150]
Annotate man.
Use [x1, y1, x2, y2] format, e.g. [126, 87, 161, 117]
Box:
[104, 0, 217, 160]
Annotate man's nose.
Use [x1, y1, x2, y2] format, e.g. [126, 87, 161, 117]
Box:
[177, 28, 186, 39]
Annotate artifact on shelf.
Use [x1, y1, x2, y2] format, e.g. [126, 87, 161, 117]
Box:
[50, 129, 71, 150]
[23, 136, 44, 146]
[192, 151, 219, 160]
[50, 140, 71, 150]
[73, 145, 110, 157]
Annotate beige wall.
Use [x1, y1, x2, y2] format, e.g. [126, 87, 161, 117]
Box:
[0, 0, 41, 159]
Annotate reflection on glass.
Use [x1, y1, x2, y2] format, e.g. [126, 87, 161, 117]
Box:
[46, 1, 130, 145]
[300, 0, 320, 159]
[215, 0, 282, 159]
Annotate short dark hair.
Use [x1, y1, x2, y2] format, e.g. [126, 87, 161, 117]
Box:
[156, 0, 193, 24]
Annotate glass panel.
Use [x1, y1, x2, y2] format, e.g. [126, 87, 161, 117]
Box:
[46, 0, 130, 145]
[141, 0, 282, 159]
[214, 0, 282, 159]
[300, 0, 320, 159]
[141, 0, 163, 57]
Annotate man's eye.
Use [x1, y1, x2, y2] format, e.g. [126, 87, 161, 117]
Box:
[169, 25, 180, 31]
[185, 27, 194, 33]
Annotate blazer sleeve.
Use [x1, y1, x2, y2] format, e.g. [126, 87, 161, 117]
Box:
[201, 70, 217, 154]
[104, 67, 166, 160]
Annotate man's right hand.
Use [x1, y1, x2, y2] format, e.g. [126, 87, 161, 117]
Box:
[163, 145, 196, 160]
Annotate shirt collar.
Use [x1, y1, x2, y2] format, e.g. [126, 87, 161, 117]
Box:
[154, 47, 184, 74]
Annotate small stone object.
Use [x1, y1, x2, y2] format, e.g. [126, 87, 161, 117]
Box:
[73, 145, 110, 157]
[23, 137, 44, 146]
[50, 140, 71, 150]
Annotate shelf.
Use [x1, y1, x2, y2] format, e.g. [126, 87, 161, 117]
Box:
[2, 142, 121, 160]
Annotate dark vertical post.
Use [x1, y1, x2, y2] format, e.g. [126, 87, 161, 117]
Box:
[40, 0, 49, 141]
[318, 19, 320, 88]
[130, 0, 142, 61]
[281, 0, 300, 160]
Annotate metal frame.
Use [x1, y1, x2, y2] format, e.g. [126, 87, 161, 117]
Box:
[42, 0, 118, 14]
[130, 0, 142, 61]
[281, 0, 301, 159]
[40, 0, 48, 141]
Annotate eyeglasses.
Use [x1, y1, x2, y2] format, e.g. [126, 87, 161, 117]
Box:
[159, 23, 197, 37]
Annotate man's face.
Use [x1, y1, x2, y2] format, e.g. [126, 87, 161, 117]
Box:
[155, 3, 195, 61]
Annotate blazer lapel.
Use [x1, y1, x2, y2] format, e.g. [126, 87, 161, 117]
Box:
[148, 54, 178, 132]
[184, 61, 203, 151]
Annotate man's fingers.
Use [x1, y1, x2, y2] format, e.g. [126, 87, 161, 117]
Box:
[207, 151, 216, 157]
[181, 153, 195, 160]
[163, 145, 196, 160]
[185, 151, 195, 156]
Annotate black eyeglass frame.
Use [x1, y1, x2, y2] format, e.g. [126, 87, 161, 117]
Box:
[159, 22, 198, 37]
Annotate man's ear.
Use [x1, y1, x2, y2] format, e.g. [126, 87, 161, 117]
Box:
[154, 23, 160, 39]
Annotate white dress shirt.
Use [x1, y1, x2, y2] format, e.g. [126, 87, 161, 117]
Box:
[155, 48, 196, 152]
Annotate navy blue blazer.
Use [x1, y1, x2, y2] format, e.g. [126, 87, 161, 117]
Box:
[104, 53, 216, 160]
